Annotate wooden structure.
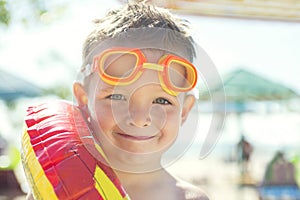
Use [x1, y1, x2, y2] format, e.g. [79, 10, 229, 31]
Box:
[148, 0, 300, 22]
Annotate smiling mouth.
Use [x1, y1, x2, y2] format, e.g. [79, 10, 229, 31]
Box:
[115, 133, 156, 141]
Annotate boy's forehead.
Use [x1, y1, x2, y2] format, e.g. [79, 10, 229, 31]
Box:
[136, 48, 165, 59]
[86, 45, 190, 64]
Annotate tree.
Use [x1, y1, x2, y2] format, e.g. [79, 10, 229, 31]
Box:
[0, 0, 67, 27]
[0, 0, 10, 26]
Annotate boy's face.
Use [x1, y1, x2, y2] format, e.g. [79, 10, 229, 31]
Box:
[74, 48, 195, 170]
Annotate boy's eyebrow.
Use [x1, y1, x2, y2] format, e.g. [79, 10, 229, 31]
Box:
[98, 87, 115, 93]
[97, 86, 128, 94]
[95, 87, 115, 99]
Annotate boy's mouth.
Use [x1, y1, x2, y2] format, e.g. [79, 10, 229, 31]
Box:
[115, 132, 156, 141]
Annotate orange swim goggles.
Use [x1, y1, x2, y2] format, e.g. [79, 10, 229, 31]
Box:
[91, 47, 197, 96]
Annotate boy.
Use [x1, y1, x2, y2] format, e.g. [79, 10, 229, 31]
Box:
[27, 1, 209, 199]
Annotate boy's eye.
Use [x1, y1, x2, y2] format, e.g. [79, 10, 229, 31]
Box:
[153, 97, 171, 105]
[107, 94, 126, 101]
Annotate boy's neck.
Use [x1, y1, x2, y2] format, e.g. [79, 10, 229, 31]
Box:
[115, 167, 171, 189]
[107, 152, 163, 173]
[115, 169, 182, 200]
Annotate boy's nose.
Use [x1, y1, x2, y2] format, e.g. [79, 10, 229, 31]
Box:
[127, 108, 152, 128]
[123, 70, 160, 128]
[126, 87, 153, 127]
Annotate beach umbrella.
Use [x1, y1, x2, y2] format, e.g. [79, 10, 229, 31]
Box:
[199, 68, 299, 108]
[0, 69, 42, 102]
[198, 67, 300, 116]
[198, 67, 300, 138]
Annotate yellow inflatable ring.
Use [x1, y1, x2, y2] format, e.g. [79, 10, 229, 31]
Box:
[21, 100, 130, 200]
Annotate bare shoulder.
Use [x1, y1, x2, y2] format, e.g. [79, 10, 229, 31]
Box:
[175, 178, 210, 200]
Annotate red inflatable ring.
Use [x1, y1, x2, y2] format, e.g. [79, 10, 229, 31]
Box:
[21, 100, 130, 200]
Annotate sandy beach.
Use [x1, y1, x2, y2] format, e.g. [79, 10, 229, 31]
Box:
[166, 153, 261, 200]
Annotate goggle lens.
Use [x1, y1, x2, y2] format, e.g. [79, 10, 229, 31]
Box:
[166, 58, 196, 90]
[94, 48, 197, 95]
[101, 52, 139, 80]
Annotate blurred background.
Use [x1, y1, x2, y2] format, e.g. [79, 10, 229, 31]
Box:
[0, 0, 299, 199]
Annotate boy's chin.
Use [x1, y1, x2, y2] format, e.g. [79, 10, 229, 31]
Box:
[105, 147, 166, 172]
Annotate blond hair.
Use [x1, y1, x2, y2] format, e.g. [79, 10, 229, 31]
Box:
[82, 1, 195, 63]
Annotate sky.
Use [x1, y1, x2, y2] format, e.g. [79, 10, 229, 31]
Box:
[187, 15, 300, 94]
[1, 0, 299, 95]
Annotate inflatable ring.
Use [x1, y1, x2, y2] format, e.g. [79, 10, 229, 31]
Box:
[21, 100, 130, 200]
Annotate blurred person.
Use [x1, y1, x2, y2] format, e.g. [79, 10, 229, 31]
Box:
[0, 133, 8, 155]
[258, 151, 300, 200]
[0, 133, 22, 194]
[262, 151, 297, 186]
[236, 134, 253, 176]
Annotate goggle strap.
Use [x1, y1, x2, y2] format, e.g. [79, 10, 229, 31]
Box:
[142, 63, 164, 71]
[82, 64, 93, 77]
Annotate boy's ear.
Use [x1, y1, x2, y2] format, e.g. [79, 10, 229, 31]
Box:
[73, 82, 88, 106]
[181, 95, 195, 125]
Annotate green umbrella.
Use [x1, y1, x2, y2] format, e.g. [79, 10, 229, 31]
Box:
[0, 69, 42, 102]
[198, 68, 300, 141]
[199, 68, 299, 104]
